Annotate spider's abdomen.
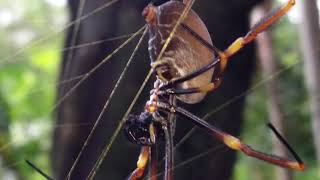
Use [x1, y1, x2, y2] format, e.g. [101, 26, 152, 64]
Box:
[144, 1, 214, 104]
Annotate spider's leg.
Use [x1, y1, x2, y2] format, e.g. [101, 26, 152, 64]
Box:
[127, 146, 150, 180]
[168, 106, 305, 171]
[180, 23, 222, 55]
[163, 95, 176, 180]
[128, 122, 159, 180]
[26, 160, 53, 180]
[149, 144, 158, 180]
[222, 0, 295, 59]
[156, 23, 223, 89]
[161, 0, 295, 90]
[160, 56, 221, 89]
[163, 124, 174, 180]
[165, 78, 222, 95]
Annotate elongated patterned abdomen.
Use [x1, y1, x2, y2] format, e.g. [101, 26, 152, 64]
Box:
[144, 1, 214, 104]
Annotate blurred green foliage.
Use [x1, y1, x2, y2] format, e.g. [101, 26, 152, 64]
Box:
[0, 0, 318, 180]
[0, 0, 65, 179]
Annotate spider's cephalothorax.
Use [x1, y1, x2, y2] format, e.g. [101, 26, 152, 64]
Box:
[124, 81, 167, 146]
[124, 112, 166, 146]
[143, 1, 215, 104]
[124, 112, 155, 146]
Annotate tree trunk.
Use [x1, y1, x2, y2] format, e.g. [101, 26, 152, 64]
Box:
[52, 0, 261, 179]
[299, 0, 320, 163]
[252, 2, 293, 180]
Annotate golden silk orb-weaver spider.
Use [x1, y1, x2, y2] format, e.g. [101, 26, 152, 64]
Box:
[124, 0, 304, 180]
[24, 0, 304, 180]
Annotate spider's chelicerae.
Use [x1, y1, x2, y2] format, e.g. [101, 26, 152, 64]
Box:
[123, 0, 304, 179]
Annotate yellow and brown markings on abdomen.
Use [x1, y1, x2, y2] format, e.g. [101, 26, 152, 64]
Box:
[145, 1, 215, 104]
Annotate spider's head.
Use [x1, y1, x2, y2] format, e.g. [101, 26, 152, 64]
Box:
[124, 112, 155, 146]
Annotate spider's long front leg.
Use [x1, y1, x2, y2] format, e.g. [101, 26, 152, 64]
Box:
[160, 0, 295, 91]
[161, 105, 305, 171]
[222, 0, 295, 59]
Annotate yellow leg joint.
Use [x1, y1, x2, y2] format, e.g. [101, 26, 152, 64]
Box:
[282, 0, 295, 17]
[289, 0, 295, 6]
[288, 162, 305, 171]
[223, 136, 241, 150]
[218, 53, 228, 73]
[137, 147, 149, 169]
[225, 37, 244, 58]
